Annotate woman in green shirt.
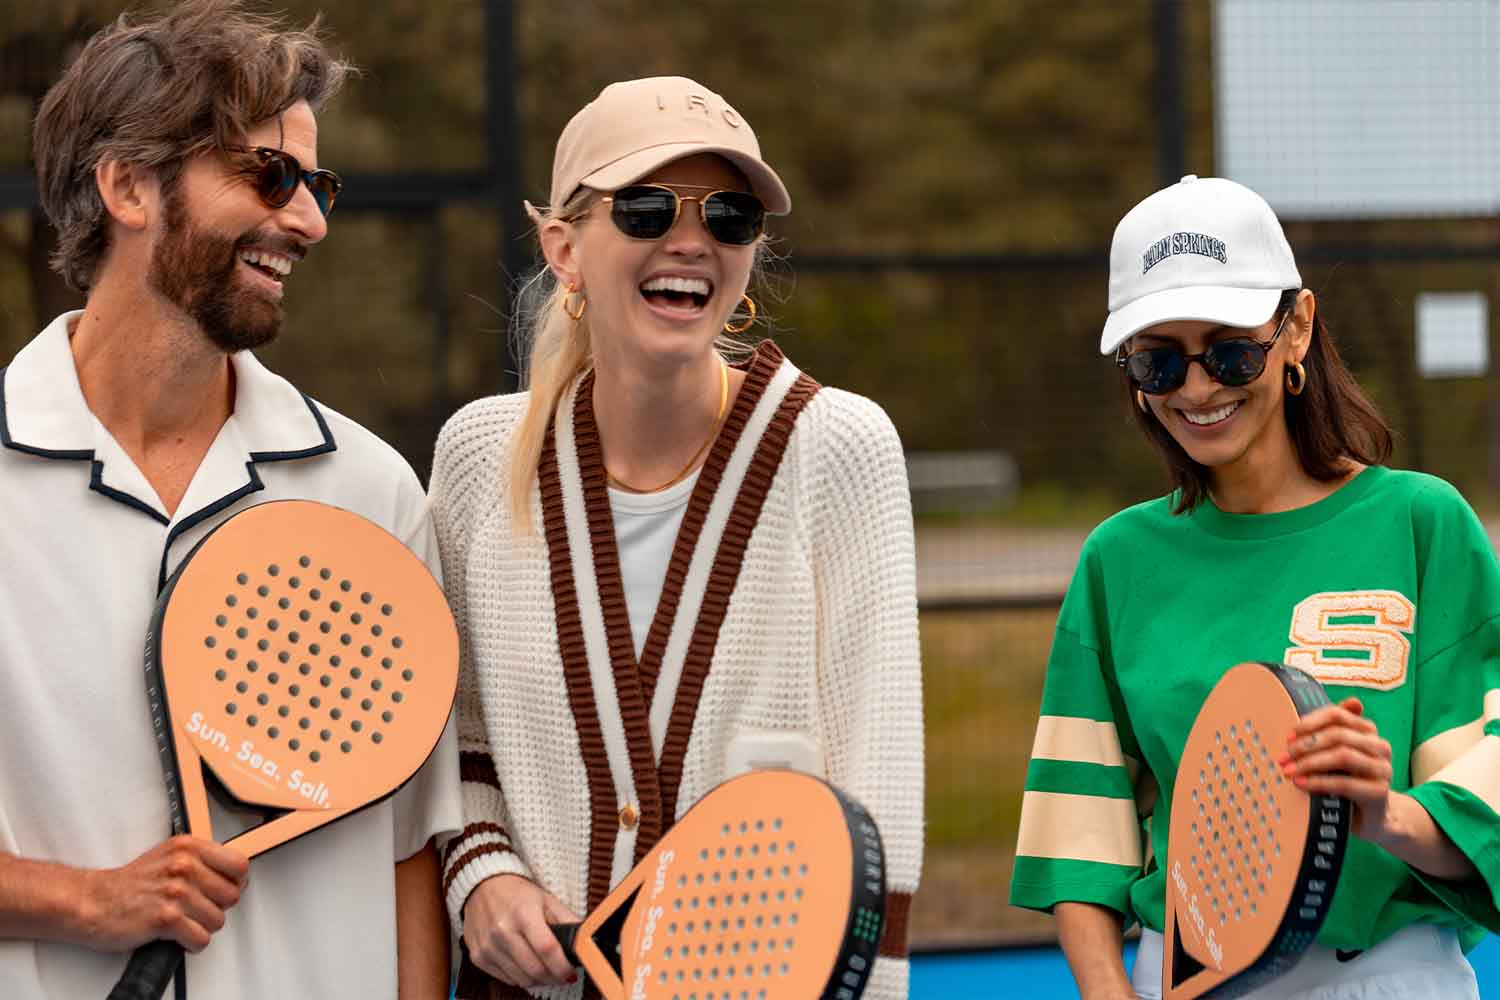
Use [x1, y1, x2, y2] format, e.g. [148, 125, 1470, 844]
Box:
[1010, 176, 1498, 999]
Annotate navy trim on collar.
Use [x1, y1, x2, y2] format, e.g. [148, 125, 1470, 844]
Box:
[154, 394, 336, 589]
[248, 393, 336, 463]
[156, 465, 265, 592]
[92, 462, 172, 526]
[0, 367, 92, 461]
[3, 364, 339, 586]
[2, 367, 171, 525]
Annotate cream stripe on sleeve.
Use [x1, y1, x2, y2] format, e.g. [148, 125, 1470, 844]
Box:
[1429, 737, 1500, 815]
[1031, 715, 1129, 767]
[1412, 688, 1500, 784]
[1015, 790, 1143, 867]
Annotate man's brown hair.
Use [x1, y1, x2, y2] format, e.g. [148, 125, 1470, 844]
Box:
[33, 0, 350, 292]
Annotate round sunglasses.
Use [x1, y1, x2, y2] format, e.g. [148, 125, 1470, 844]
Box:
[1118, 309, 1293, 395]
[226, 145, 342, 217]
[601, 184, 765, 246]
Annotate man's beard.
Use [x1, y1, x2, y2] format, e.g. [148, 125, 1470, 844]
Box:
[147, 186, 286, 353]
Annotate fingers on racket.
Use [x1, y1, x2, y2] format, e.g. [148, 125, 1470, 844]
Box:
[159, 500, 457, 853]
[573, 770, 885, 1000]
[1164, 662, 1350, 1000]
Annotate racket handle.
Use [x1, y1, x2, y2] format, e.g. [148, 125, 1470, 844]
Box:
[107, 939, 183, 1000]
[550, 922, 581, 967]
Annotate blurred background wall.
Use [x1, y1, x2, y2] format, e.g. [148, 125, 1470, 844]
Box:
[5, 0, 1499, 950]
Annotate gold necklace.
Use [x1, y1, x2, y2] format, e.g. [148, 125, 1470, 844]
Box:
[606, 359, 729, 494]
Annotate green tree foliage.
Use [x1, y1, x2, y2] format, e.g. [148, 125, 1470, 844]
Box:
[2, 1, 1495, 503]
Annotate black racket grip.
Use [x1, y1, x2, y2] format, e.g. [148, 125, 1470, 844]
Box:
[106, 939, 183, 1000]
[549, 922, 581, 967]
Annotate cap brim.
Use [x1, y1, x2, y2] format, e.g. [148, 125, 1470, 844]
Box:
[1100, 285, 1283, 355]
[580, 142, 792, 215]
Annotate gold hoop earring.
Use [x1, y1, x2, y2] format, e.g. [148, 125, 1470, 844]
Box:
[1286, 362, 1306, 396]
[562, 283, 587, 322]
[724, 294, 757, 334]
[1136, 389, 1150, 415]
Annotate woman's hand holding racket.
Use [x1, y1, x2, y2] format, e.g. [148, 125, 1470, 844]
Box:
[82, 836, 249, 954]
[1283, 697, 1476, 882]
[1163, 662, 1353, 999]
[458, 771, 886, 1000]
[462, 874, 579, 989]
[1279, 697, 1393, 837]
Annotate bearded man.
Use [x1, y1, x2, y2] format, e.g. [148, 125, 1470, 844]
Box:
[0, 3, 460, 997]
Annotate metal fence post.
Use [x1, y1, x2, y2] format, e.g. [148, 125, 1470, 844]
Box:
[488, 0, 524, 392]
[1155, 0, 1186, 186]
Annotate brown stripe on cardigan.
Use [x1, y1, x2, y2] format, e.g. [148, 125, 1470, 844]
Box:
[879, 890, 914, 958]
[570, 372, 664, 864]
[443, 821, 511, 859]
[454, 423, 623, 1000]
[655, 367, 823, 826]
[442, 840, 516, 901]
[540, 423, 619, 914]
[459, 750, 501, 787]
[569, 345, 787, 861]
[440, 821, 511, 872]
[634, 341, 784, 705]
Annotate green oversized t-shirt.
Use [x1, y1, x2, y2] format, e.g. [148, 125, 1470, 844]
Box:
[1009, 466, 1500, 952]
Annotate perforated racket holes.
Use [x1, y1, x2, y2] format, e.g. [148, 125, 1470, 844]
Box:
[209, 558, 408, 758]
[1196, 719, 1289, 925]
[657, 821, 799, 992]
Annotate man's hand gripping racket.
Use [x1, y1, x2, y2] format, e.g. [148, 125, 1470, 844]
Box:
[546, 770, 887, 1000]
[107, 500, 458, 1000]
[1163, 662, 1351, 999]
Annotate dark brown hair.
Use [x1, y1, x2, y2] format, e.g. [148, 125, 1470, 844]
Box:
[32, 0, 350, 291]
[1128, 289, 1394, 513]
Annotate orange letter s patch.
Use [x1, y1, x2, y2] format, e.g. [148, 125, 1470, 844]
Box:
[1285, 590, 1414, 691]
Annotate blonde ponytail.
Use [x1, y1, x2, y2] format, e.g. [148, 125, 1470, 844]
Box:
[508, 192, 595, 534]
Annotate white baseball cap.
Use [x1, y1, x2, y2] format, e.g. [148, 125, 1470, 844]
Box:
[1099, 175, 1301, 355]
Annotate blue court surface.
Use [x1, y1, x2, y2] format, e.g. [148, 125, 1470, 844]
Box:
[910, 935, 1500, 996]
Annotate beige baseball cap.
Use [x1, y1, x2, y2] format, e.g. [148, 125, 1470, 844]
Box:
[542, 76, 791, 216]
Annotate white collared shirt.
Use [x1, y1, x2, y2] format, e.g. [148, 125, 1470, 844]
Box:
[0, 312, 461, 999]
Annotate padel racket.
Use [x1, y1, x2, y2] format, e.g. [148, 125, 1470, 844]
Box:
[108, 500, 458, 1000]
[1163, 661, 1351, 999]
[549, 769, 886, 1000]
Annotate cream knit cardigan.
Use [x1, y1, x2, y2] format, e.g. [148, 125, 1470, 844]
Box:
[431, 343, 924, 1000]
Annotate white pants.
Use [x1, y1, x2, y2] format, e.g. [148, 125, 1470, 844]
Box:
[1130, 924, 1478, 1000]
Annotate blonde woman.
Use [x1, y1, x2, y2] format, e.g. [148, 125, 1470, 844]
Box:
[429, 77, 924, 1000]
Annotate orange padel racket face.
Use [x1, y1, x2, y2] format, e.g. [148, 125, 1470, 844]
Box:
[1163, 662, 1350, 1000]
[150, 499, 458, 857]
[569, 770, 886, 1000]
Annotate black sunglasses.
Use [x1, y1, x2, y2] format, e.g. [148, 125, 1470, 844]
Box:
[1118, 309, 1294, 395]
[226, 145, 341, 217]
[600, 184, 765, 246]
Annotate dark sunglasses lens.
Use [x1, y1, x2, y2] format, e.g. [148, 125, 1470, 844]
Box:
[611, 186, 677, 239]
[702, 191, 764, 245]
[1127, 348, 1186, 394]
[255, 152, 299, 208]
[1204, 340, 1267, 386]
[305, 171, 341, 216]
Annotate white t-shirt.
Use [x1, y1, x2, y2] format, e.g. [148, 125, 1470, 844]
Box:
[0, 313, 462, 1000]
[608, 471, 698, 660]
